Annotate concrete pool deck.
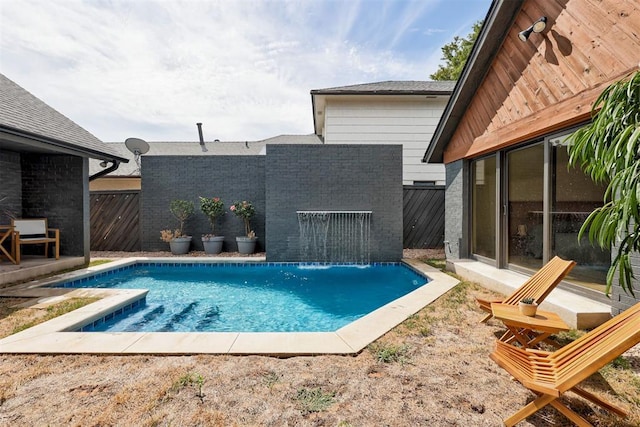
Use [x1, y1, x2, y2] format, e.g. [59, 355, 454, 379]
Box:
[0, 257, 459, 356]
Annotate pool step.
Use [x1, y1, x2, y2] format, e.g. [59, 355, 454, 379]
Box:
[159, 302, 200, 331]
[196, 305, 221, 329]
[122, 304, 165, 332]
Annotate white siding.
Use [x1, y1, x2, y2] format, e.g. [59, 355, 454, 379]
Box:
[323, 99, 447, 185]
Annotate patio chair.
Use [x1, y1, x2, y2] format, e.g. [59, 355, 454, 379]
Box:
[476, 256, 576, 323]
[12, 218, 60, 264]
[490, 302, 640, 426]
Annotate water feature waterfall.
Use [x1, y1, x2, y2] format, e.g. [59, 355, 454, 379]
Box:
[297, 211, 372, 263]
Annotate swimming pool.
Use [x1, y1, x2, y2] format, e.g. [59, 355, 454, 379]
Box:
[58, 262, 429, 333]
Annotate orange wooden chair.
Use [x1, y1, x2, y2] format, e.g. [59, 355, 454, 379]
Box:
[490, 302, 640, 426]
[476, 256, 576, 323]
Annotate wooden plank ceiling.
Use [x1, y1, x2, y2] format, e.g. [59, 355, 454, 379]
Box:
[444, 0, 640, 163]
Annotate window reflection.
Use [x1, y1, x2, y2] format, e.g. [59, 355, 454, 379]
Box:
[507, 144, 544, 269]
[551, 143, 609, 291]
[472, 156, 496, 259]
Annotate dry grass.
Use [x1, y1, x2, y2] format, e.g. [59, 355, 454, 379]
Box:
[3, 297, 99, 337]
[0, 251, 638, 426]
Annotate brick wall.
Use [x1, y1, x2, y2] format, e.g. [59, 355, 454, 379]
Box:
[140, 146, 403, 261]
[444, 160, 467, 260]
[610, 242, 640, 315]
[0, 149, 22, 224]
[20, 154, 87, 256]
[265, 144, 403, 262]
[141, 156, 266, 252]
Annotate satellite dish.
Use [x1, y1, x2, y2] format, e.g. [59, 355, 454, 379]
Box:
[125, 137, 150, 155]
[124, 137, 149, 176]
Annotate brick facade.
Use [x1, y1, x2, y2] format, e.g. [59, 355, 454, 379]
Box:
[444, 160, 467, 260]
[610, 243, 640, 314]
[140, 145, 403, 262]
[20, 154, 87, 257]
[0, 150, 87, 257]
[265, 144, 403, 262]
[141, 156, 266, 252]
[0, 149, 22, 224]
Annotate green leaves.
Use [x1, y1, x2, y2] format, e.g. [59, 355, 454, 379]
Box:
[430, 21, 483, 81]
[295, 388, 335, 414]
[199, 196, 224, 234]
[169, 199, 195, 236]
[567, 71, 640, 296]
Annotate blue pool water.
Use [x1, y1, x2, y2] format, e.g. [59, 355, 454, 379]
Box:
[61, 263, 428, 333]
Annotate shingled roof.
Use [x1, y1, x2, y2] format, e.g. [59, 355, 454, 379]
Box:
[89, 134, 322, 176]
[0, 73, 126, 161]
[310, 80, 456, 95]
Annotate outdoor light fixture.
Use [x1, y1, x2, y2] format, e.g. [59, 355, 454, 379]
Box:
[99, 160, 108, 167]
[518, 16, 547, 42]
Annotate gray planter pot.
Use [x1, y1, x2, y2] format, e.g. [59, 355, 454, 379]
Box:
[202, 235, 225, 254]
[236, 236, 257, 254]
[169, 236, 192, 255]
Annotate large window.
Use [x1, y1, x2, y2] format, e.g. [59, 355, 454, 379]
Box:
[550, 139, 609, 290]
[471, 156, 496, 259]
[469, 130, 610, 292]
[507, 144, 543, 269]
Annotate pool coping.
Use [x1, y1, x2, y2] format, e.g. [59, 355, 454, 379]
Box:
[0, 257, 459, 356]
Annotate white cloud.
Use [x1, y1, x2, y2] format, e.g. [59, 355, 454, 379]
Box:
[386, 0, 438, 49]
[1, 0, 489, 142]
[422, 28, 447, 36]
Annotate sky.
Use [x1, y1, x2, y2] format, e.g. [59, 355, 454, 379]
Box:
[1, 0, 491, 143]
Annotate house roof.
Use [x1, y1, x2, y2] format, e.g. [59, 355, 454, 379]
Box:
[422, 0, 523, 163]
[310, 80, 455, 137]
[89, 134, 322, 176]
[310, 80, 456, 95]
[0, 73, 127, 162]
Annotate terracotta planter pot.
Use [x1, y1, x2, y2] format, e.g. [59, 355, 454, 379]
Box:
[518, 301, 538, 317]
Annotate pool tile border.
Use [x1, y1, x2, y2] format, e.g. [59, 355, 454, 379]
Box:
[0, 257, 459, 355]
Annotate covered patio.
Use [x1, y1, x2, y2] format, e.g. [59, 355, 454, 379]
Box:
[0, 256, 86, 287]
[0, 73, 127, 278]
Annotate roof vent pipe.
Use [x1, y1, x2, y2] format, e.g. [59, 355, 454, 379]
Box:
[196, 123, 205, 146]
[196, 123, 208, 152]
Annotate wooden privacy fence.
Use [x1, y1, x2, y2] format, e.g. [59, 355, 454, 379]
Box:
[403, 186, 445, 248]
[90, 191, 141, 251]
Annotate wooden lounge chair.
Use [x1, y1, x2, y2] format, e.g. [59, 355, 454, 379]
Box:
[476, 256, 576, 323]
[12, 218, 60, 264]
[490, 302, 640, 426]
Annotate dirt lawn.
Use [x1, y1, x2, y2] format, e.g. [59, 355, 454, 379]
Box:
[0, 250, 639, 426]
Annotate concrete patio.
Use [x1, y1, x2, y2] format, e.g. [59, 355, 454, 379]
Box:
[450, 259, 612, 329]
[0, 256, 86, 287]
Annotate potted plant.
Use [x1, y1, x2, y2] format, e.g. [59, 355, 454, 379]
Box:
[518, 297, 538, 317]
[230, 200, 257, 254]
[160, 199, 194, 255]
[199, 196, 225, 254]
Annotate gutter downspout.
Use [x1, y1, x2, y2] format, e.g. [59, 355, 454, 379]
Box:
[89, 160, 121, 181]
[310, 92, 318, 138]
